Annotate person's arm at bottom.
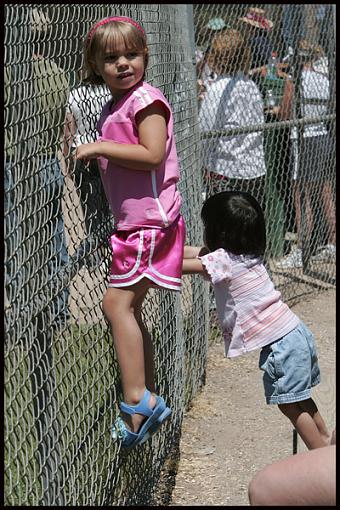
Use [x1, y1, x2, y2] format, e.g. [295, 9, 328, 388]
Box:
[248, 445, 336, 506]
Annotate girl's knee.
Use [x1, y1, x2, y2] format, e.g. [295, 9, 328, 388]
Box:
[102, 289, 121, 321]
[102, 282, 148, 322]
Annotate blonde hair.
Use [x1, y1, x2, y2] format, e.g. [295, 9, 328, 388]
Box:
[206, 29, 251, 75]
[82, 20, 149, 85]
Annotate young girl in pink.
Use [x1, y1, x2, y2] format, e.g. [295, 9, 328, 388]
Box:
[76, 16, 185, 448]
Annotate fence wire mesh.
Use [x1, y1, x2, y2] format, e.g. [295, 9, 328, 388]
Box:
[4, 3, 336, 507]
[4, 4, 207, 506]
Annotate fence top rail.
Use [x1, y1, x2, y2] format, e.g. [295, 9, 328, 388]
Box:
[201, 114, 336, 138]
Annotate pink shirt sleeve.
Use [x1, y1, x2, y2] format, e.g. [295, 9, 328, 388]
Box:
[128, 89, 171, 129]
[200, 249, 232, 285]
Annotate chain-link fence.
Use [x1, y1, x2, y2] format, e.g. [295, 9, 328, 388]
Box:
[4, 4, 207, 506]
[4, 3, 336, 507]
[194, 4, 336, 306]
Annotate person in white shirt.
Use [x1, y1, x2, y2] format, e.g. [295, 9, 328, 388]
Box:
[199, 29, 267, 209]
[63, 83, 112, 264]
[276, 41, 335, 269]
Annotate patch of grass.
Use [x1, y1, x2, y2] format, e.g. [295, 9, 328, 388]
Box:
[5, 322, 119, 505]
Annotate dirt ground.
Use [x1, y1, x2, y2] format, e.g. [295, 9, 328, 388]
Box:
[170, 288, 336, 506]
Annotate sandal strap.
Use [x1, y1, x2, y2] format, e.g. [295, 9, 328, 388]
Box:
[120, 389, 153, 417]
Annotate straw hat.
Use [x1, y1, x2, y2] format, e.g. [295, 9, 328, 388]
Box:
[239, 8, 273, 31]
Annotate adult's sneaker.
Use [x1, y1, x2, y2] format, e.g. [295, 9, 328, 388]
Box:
[276, 247, 303, 269]
[311, 244, 336, 262]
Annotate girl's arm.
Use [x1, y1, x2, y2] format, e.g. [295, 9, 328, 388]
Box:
[183, 246, 209, 259]
[182, 246, 210, 275]
[75, 101, 167, 170]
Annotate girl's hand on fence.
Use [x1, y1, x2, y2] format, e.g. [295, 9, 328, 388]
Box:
[75, 143, 99, 163]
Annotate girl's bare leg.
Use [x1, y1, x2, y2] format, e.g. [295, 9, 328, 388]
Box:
[102, 278, 156, 433]
[278, 399, 329, 449]
[299, 398, 330, 444]
[134, 292, 156, 393]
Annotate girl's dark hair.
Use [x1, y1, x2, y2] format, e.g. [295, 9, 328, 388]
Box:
[201, 191, 266, 256]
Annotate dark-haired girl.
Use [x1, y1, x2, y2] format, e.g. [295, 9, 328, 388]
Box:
[183, 191, 330, 450]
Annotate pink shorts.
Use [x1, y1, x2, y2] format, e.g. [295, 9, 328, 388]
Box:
[108, 215, 186, 291]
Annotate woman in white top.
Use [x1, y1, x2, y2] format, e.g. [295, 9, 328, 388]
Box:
[63, 83, 112, 239]
[199, 29, 267, 209]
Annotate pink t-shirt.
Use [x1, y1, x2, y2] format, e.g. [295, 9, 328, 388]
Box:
[200, 249, 300, 358]
[97, 81, 182, 230]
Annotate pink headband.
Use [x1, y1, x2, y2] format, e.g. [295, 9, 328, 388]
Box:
[87, 16, 145, 42]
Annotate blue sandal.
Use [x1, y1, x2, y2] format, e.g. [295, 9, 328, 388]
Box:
[111, 389, 171, 448]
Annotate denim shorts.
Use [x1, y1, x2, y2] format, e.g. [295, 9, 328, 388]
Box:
[259, 321, 321, 404]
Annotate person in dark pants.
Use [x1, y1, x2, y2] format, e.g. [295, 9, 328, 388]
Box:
[275, 41, 336, 269]
[5, 9, 71, 503]
[5, 7, 70, 331]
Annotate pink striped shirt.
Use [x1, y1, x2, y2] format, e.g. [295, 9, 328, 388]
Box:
[200, 249, 300, 358]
